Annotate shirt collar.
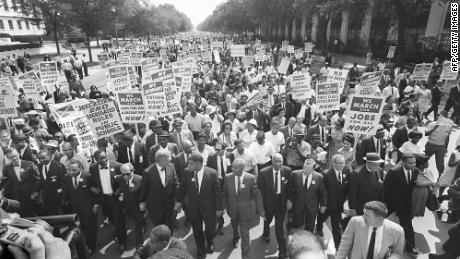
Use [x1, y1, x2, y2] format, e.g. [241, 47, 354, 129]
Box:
[156, 163, 166, 172]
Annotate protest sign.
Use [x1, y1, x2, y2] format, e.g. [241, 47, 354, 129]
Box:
[230, 45, 246, 57]
[255, 39, 262, 46]
[357, 71, 382, 95]
[130, 52, 143, 66]
[141, 58, 160, 83]
[159, 49, 167, 59]
[242, 56, 255, 67]
[152, 68, 174, 82]
[211, 41, 223, 50]
[387, 46, 396, 59]
[291, 73, 312, 99]
[175, 75, 192, 92]
[304, 42, 314, 53]
[326, 68, 349, 93]
[440, 62, 459, 80]
[49, 99, 90, 137]
[255, 53, 265, 62]
[344, 95, 385, 135]
[79, 98, 124, 139]
[202, 51, 212, 62]
[281, 40, 289, 51]
[118, 51, 131, 65]
[161, 79, 182, 116]
[107, 65, 131, 91]
[0, 77, 18, 118]
[287, 45, 295, 54]
[143, 81, 165, 116]
[245, 92, 263, 108]
[38, 61, 58, 92]
[315, 82, 340, 112]
[16, 71, 43, 100]
[294, 49, 304, 59]
[278, 57, 290, 75]
[213, 49, 221, 63]
[97, 53, 110, 63]
[73, 115, 97, 150]
[411, 63, 433, 81]
[116, 91, 147, 123]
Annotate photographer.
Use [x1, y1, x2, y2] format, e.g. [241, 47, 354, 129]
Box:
[4, 226, 70, 259]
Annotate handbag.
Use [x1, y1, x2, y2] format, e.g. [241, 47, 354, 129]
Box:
[426, 188, 440, 211]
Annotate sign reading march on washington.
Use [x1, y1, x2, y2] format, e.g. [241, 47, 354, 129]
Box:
[316, 82, 340, 112]
[344, 95, 385, 135]
[38, 61, 58, 92]
[79, 98, 124, 139]
[357, 71, 382, 95]
[411, 63, 433, 81]
[116, 91, 147, 123]
[326, 68, 348, 93]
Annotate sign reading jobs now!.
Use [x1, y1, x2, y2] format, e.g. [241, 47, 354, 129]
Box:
[344, 95, 385, 135]
[316, 82, 340, 112]
[108, 65, 131, 92]
[441, 61, 459, 80]
[291, 73, 312, 99]
[230, 45, 246, 57]
[116, 91, 147, 123]
[38, 61, 58, 92]
[79, 98, 124, 139]
[0, 77, 18, 118]
[411, 63, 433, 81]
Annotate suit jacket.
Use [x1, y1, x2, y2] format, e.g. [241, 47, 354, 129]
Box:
[280, 125, 296, 142]
[38, 160, 66, 203]
[173, 152, 189, 183]
[323, 168, 350, 212]
[348, 66, 360, 81]
[176, 167, 221, 221]
[116, 174, 142, 212]
[273, 101, 296, 124]
[257, 166, 291, 215]
[356, 137, 386, 165]
[3, 160, 40, 201]
[62, 172, 97, 212]
[391, 127, 408, 150]
[18, 146, 35, 162]
[206, 153, 234, 181]
[306, 124, 330, 144]
[148, 143, 179, 165]
[139, 163, 178, 213]
[222, 172, 264, 221]
[88, 161, 122, 202]
[145, 133, 159, 153]
[383, 165, 418, 214]
[170, 130, 195, 152]
[299, 105, 312, 127]
[288, 170, 327, 218]
[336, 217, 405, 259]
[117, 141, 146, 173]
[52, 152, 65, 162]
[348, 166, 384, 215]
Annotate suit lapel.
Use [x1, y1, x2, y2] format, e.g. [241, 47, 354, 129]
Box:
[359, 221, 369, 259]
[268, 167, 275, 194]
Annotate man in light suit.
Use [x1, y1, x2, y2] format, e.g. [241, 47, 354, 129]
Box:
[336, 201, 405, 259]
[288, 158, 327, 232]
[148, 131, 179, 165]
[257, 153, 290, 259]
[305, 115, 330, 148]
[222, 158, 264, 259]
[170, 119, 195, 152]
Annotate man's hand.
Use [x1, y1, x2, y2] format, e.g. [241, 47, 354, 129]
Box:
[139, 202, 146, 211]
[216, 210, 224, 218]
[287, 200, 293, 210]
[320, 206, 326, 214]
[92, 204, 99, 214]
[174, 202, 182, 213]
[90, 187, 101, 195]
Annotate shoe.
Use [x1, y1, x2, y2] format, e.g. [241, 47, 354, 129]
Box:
[262, 235, 270, 243]
[217, 226, 224, 235]
[232, 237, 240, 248]
[206, 243, 214, 254]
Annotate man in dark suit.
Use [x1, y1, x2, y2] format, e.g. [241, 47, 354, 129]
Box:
[37, 149, 66, 215]
[88, 149, 126, 253]
[148, 131, 179, 165]
[305, 115, 330, 148]
[272, 92, 297, 124]
[356, 125, 386, 165]
[257, 153, 290, 259]
[174, 140, 195, 183]
[391, 117, 416, 150]
[280, 117, 296, 142]
[288, 158, 327, 232]
[45, 140, 64, 162]
[207, 141, 234, 235]
[139, 149, 178, 231]
[145, 119, 163, 152]
[316, 154, 350, 248]
[3, 147, 41, 217]
[118, 163, 145, 249]
[348, 153, 384, 216]
[176, 152, 222, 259]
[384, 153, 419, 254]
[12, 133, 35, 162]
[62, 159, 98, 254]
[222, 158, 264, 259]
[117, 134, 146, 175]
[444, 78, 460, 122]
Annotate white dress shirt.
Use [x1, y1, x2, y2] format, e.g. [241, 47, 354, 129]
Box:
[335, 169, 342, 184]
[234, 173, 244, 194]
[42, 162, 51, 180]
[156, 164, 166, 186]
[248, 141, 275, 164]
[302, 173, 312, 189]
[273, 169, 281, 194]
[217, 154, 227, 179]
[265, 131, 285, 152]
[196, 167, 204, 192]
[99, 164, 113, 194]
[367, 225, 383, 258]
[14, 161, 21, 181]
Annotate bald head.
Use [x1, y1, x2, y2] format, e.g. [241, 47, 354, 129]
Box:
[232, 158, 245, 176]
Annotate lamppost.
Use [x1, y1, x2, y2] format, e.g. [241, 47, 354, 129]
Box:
[111, 7, 119, 48]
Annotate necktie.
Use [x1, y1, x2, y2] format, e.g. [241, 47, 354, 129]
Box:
[73, 177, 78, 189]
[304, 175, 308, 190]
[337, 172, 342, 184]
[178, 132, 182, 149]
[321, 126, 325, 143]
[194, 171, 199, 191]
[376, 139, 380, 157]
[128, 147, 134, 164]
[406, 170, 411, 184]
[274, 171, 279, 194]
[237, 176, 241, 194]
[15, 166, 21, 181]
[43, 165, 48, 180]
[161, 167, 166, 186]
[220, 156, 225, 179]
[367, 227, 377, 259]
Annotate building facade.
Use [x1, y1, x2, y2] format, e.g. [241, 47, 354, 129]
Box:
[0, 0, 45, 41]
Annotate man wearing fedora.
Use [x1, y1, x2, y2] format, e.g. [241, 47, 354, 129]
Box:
[240, 119, 259, 148]
[336, 201, 405, 259]
[356, 125, 387, 166]
[145, 119, 164, 152]
[170, 119, 195, 153]
[148, 131, 179, 165]
[349, 153, 384, 216]
[384, 153, 419, 254]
